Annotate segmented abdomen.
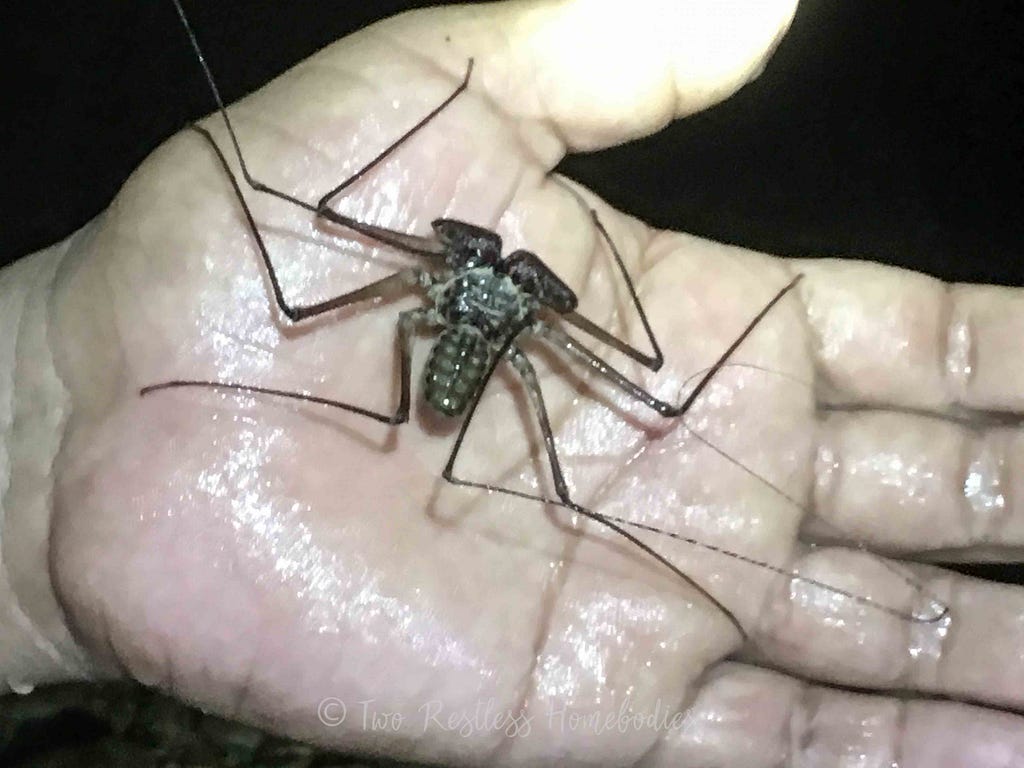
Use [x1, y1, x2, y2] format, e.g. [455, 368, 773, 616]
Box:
[423, 326, 492, 417]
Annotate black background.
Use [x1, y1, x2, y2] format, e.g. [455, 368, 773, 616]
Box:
[4, 1, 1023, 281]
[2, 1, 1023, 584]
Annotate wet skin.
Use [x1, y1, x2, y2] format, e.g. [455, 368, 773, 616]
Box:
[4, 1, 1024, 765]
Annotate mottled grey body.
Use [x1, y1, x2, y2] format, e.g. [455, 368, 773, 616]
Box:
[424, 266, 537, 416]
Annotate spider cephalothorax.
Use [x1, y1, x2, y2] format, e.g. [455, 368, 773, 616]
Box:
[423, 219, 577, 416]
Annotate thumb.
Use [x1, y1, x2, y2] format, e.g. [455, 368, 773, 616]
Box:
[372, 0, 799, 150]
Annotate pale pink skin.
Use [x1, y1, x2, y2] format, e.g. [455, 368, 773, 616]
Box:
[16, 0, 1024, 765]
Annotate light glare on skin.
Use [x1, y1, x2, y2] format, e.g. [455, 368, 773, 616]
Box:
[963, 450, 1007, 537]
[211, 428, 487, 671]
[515, 0, 799, 146]
[945, 316, 973, 381]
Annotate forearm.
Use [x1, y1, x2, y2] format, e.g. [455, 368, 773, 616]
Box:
[0, 236, 97, 693]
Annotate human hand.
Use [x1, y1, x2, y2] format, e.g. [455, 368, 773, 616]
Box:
[6, 0, 1024, 764]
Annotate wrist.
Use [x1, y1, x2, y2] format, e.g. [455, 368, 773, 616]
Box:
[0, 236, 98, 693]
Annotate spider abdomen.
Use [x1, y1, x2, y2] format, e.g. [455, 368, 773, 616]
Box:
[423, 326, 493, 417]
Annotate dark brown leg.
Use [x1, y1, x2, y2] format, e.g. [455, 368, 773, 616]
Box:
[141, 309, 429, 425]
[439, 337, 749, 640]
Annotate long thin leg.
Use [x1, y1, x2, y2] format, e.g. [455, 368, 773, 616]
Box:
[543, 274, 803, 418]
[542, 320, 806, 505]
[540, 276, 815, 509]
[191, 124, 432, 323]
[172, 0, 457, 258]
[441, 343, 948, 628]
[544, 290, 951, 624]
[559, 210, 666, 371]
[141, 309, 427, 425]
[315, 61, 474, 212]
[440, 334, 749, 640]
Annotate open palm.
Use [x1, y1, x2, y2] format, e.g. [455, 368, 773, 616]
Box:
[34, 1, 1024, 764]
